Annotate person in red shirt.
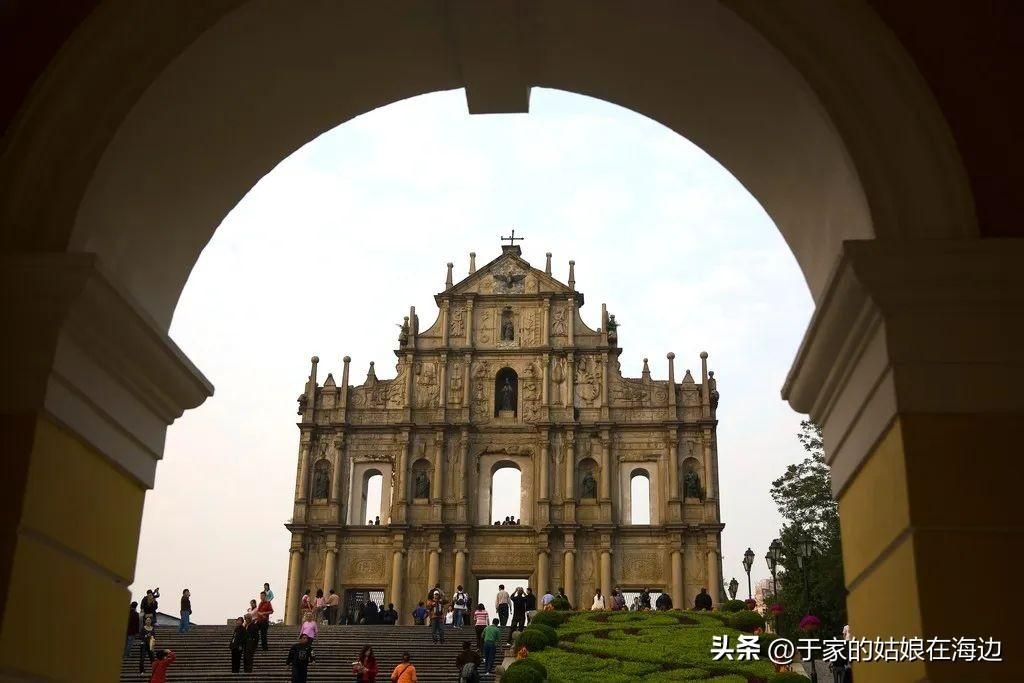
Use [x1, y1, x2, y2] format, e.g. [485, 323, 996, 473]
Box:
[257, 590, 274, 651]
[149, 649, 175, 683]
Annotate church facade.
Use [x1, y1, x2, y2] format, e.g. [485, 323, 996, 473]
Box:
[283, 243, 724, 624]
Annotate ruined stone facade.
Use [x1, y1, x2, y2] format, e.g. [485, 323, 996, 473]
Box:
[283, 244, 724, 624]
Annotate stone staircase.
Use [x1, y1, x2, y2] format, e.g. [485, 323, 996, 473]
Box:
[122, 624, 510, 681]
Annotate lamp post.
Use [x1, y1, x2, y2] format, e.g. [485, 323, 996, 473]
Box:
[728, 577, 739, 601]
[742, 547, 755, 599]
[766, 538, 782, 631]
[796, 535, 818, 683]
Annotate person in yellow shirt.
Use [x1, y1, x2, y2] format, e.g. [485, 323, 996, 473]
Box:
[390, 652, 417, 682]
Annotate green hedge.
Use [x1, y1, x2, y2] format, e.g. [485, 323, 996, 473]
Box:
[720, 599, 747, 613]
[502, 660, 547, 683]
[728, 610, 766, 633]
[525, 623, 559, 647]
[551, 596, 572, 610]
[771, 672, 809, 682]
[516, 628, 550, 652]
[530, 610, 573, 628]
[515, 657, 548, 677]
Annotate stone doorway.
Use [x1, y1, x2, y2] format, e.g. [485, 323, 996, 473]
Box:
[343, 588, 385, 624]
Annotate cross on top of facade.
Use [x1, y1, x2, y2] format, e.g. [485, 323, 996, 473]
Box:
[500, 229, 525, 247]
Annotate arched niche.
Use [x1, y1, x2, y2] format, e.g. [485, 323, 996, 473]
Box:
[578, 457, 599, 500]
[494, 367, 518, 417]
[682, 456, 703, 500]
[311, 458, 331, 500]
[411, 457, 431, 501]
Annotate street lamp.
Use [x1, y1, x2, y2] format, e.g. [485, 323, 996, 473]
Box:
[796, 535, 818, 683]
[742, 547, 755, 599]
[766, 539, 782, 632]
[728, 577, 739, 601]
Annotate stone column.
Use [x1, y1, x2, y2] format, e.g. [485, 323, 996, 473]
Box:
[599, 550, 612, 602]
[465, 296, 474, 346]
[441, 301, 449, 347]
[564, 430, 575, 500]
[706, 543, 720, 609]
[537, 550, 550, 593]
[427, 549, 440, 591]
[339, 355, 351, 420]
[391, 550, 406, 611]
[295, 436, 311, 502]
[285, 541, 304, 625]
[330, 434, 345, 503]
[542, 297, 551, 346]
[541, 353, 550, 405]
[462, 353, 472, 407]
[397, 432, 411, 508]
[671, 550, 684, 608]
[598, 436, 611, 500]
[701, 429, 715, 500]
[432, 431, 444, 504]
[563, 550, 576, 608]
[323, 541, 338, 596]
[458, 427, 470, 520]
[666, 352, 676, 414]
[566, 353, 575, 412]
[538, 434, 550, 501]
[438, 353, 448, 408]
[567, 296, 576, 346]
[454, 550, 467, 591]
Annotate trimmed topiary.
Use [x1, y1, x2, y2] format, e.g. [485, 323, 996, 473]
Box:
[728, 610, 766, 633]
[525, 623, 559, 647]
[530, 610, 572, 628]
[502, 660, 547, 682]
[515, 657, 548, 678]
[771, 672, 809, 682]
[721, 599, 747, 613]
[515, 628, 550, 652]
[757, 633, 781, 658]
[706, 612, 730, 623]
[551, 596, 572, 610]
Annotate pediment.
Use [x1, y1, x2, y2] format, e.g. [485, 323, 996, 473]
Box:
[448, 251, 573, 296]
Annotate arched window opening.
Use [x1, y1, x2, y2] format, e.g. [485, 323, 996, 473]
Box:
[363, 470, 383, 525]
[311, 458, 331, 500]
[411, 458, 431, 500]
[490, 462, 522, 524]
[578, 457, 599, 500]
[494, 367, 518, 417]
[630, 469, 651, 525]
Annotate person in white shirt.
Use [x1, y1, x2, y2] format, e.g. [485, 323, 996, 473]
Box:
[591, 588, 606, 611]
[495, 585, 511, 626]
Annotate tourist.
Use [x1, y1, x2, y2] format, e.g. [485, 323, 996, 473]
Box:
[455, 640, 482, 682]
[481, 618, 502, 674]
[444, 605, 455, 626]
[555, 586, 570, 608]
[655, 592, 673, 610]
[300, 610, 318, 645]
[368, 519, 374, 525]
[230, 616, 246, 673]
[452, 584, 469, 627]
[412, 601, 428, 625]
[243, 614, 259, 673]
[247, 598, 259, 622]
[514, 517, 520, 525]
[314, 589, 326, 624]
[148, 649, 176, 683]
[640, 587, 652, 610]
[141, 588, 159, 625]
[285, 634, 315, 683]
[525, 587, 537, 624]
[256, 590, 274, 650]
[591, 588, 606, 611]
[612, 586, 626, 611]
[353, 644, 379, 682]
[516, 642, 529, 660]
[138, 613, 155, 674]
[301, 588, 313, 615]
[389, 651, 417, 682]
[374, 515, 381, 525]
[541, 589, 555, 609]
[427, 583, 446, 603]
[361, 598, 379, 625]
[179, 588, 192, 633]
[125, 601, 140, 659]
[472, 603, 489, 649]
[495, 584, 511, 626]
[510, 587, 527, 632]
[631, 596, 642, 611]
[428, 591, 446, 643]
[381, 603, 399, 625]
[694, 587, 712, 611]
[327, 589, 341, 625]
[264, 582, 275, 604]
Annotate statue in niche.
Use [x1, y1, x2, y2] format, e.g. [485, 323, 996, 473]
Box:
[581, 471, 597, 499]
[501, 309, 515, 341]
[684, 469, 702, 499]
[414, 471, 430, 499]
[500, 378, 516, 411]
[708, 371, 719, 410]
[312, 463, 330, 499]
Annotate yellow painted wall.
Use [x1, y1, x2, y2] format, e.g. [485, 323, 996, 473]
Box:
[0, 416, 145, 681]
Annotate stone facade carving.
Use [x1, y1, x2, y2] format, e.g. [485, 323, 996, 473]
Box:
[285, 243, 723, 625]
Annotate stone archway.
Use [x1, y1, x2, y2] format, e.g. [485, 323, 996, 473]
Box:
[2, 3, 1018, 681]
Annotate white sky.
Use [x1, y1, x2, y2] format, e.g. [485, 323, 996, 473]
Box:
[132, 88, 813, 622]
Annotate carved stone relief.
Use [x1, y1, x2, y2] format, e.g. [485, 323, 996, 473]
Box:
[575, 355, 602, 407]
[449, 306, 466, 337]
[620, 551, 665, 582]
[551, 306, 568, 337]
[448, 362, 464, 405]
[551, 356, 567, 405]
[347, 552, 388, 581]
[415, 361, 439, 408]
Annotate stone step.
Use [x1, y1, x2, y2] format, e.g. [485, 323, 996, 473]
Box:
[122, 625, 511, 681]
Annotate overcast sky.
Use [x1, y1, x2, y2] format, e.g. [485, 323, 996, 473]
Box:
[132, 88, 813, 622]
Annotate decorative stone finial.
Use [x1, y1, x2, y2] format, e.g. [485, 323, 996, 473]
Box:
[545, 252, 552, 275]
[470, 252, 477, 273]
[667, 352, 675, 360]
[446, 262, 454, 288]
[311, 355, 319, 364]
[568, 260, 576, 289]
[700, 351, 708, 359]
[343, 355, 351, 363]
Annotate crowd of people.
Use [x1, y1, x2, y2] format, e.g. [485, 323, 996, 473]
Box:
[588, 585, 676, 612]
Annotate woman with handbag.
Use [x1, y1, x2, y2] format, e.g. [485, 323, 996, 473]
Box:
[352, 644, 379, 682]
[390, 652, 417, 682]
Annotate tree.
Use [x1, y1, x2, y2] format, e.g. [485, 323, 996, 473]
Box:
[767, 421, 847, 640]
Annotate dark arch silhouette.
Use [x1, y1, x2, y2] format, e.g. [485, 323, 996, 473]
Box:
[494, 367, 518, 417]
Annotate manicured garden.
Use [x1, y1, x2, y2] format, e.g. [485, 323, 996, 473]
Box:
[505, 608, 788, 682]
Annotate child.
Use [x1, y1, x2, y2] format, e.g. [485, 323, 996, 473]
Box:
[149, 649, 176, 683]
[300, 610, 318, 646]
